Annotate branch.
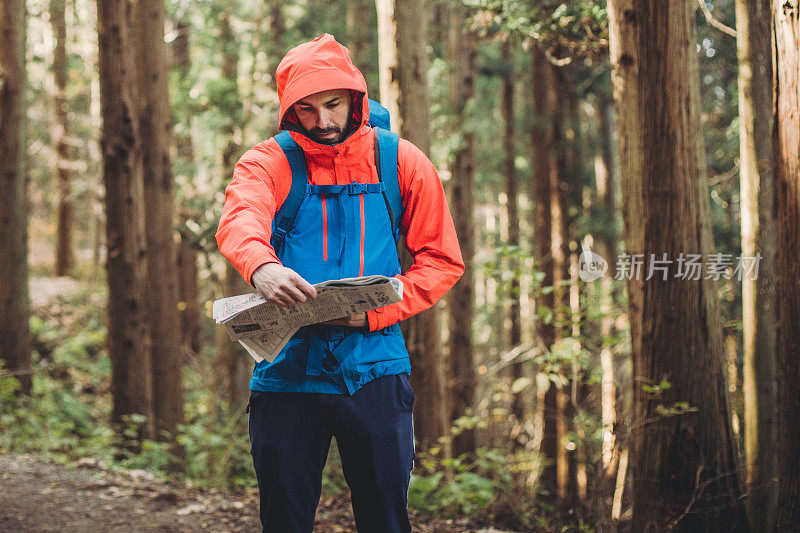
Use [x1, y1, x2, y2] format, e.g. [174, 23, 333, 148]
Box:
[697, 0, 737, 38]
[544, 47, 572, 67]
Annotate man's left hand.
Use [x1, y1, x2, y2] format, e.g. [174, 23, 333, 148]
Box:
[323, 313, 367, 328]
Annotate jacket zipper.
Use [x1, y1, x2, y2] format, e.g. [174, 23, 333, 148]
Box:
[322, 193, 328, 261]
[359, 194, 365, 276]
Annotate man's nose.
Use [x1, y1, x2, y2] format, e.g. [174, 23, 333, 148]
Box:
[317, 109, 333, 128]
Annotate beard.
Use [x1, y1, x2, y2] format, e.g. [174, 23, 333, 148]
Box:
[308, 126, 344, 145]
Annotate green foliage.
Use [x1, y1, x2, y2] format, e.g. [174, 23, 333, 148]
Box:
[409, 447, 514, 515]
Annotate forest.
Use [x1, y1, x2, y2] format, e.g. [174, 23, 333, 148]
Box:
[1, 0, 799, 531]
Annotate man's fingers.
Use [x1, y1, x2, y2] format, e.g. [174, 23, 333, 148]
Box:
[278, 284, 309, 305]
[292, 275, 317, 299]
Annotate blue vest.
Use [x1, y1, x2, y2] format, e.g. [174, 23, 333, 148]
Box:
[249, 127, 411, 395]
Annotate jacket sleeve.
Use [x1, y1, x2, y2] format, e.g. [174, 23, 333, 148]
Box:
[366, 139, 465, 331]
[215, 142, 291, 286]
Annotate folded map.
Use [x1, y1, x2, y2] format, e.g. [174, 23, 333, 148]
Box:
[213, 275, 403, 363]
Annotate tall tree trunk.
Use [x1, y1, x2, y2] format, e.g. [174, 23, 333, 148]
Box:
[347, 0, 369, 72]
[593, 96, 621, 526]
[214, 7, 251, 414]
[172, 16, 201, 356]
[131, 0, 185, 443]
[97, 0, 154, 439]
[531, 45, 558, 499]
[551, 66, 574, 513]
[609, 1, 747, 529]
[213, 263, 253, 415]
[51, 0, 74, 276]
[502, 40, 524, 428]
[394, 0, 445, 450]
[375, 0, 400, 130]
[772, 0, 800, 527]
[735, 0, 778, 529]
[0, 0, 32, 394]
[446, 3, 477, 458]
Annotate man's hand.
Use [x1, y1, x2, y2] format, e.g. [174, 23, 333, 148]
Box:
[323, 313, 367, 328]
[252, 262, 317, 307]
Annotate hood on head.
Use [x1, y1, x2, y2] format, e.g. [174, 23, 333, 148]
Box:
[276, 34, 370, 135]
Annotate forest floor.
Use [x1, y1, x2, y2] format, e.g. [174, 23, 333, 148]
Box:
[0, 453, 513, 533]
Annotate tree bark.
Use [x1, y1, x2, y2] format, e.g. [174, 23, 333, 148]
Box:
[772, 0, 800, 527]
[172, 16, 201, 356]
[502, 40, 524, 428]
[608, 1, 747, 529]
[51, 0, 74, 276]
[593, 96, 621, 526]
[97, 0, 154, 439]
[394, 0, 446, 450]
[531, 45, 558, 499]
[446, 3, 477, 458]
[131, 0, 185, 443]
[213, 7, 251, 414]
[212, 262, 253, 416]
[735, 0, 778, 529]
[375, 0, 400, 131]
[0, 0, 32, 394]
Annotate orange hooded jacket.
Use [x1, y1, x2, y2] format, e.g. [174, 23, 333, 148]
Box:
[215, 34, 464, 332]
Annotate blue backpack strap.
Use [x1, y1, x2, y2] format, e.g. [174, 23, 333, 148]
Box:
[367, 99, 391, 130]
[272, 131, 308, 253]
[373, 127, 402, 243]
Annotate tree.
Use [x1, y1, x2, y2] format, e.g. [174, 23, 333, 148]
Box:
[530, 45, 559, 499]
[51, 0, 75, 276]
[608, 0, 747, 529]
[212, 5, 251, 416]
[172, 14, 202, 356]
[735, 0, 778, 529]
[131, 0, 185, 443]
[501, 39, 524, 427]
[0, 0, 32, 395]
[394, 0, 447, 449]
[772, 0, 800, 526]
[97, 0, 155, 439]
[446, 2, 477, 458]
[375, 0, 400, 128]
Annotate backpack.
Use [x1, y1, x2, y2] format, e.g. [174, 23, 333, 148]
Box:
[270, 98, 402, 255]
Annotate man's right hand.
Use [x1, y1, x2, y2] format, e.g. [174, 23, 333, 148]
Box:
[251, 262, 317, 307]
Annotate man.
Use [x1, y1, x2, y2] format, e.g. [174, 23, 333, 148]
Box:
[216, 34, 463, 532]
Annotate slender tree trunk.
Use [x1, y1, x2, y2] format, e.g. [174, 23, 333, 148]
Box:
[446, 3, 477, 458]
[502, 40, 524, 428]
[51, 0, 74, 276]
[772, 0, 800, 527]
[394, 0, 445, 450]
[213, 263, 253, 415]
[735, 0, 778, 529]
[97, 0, 154, 439]
[609, 1, 747, 529]
[131, 0, 184, 443]
[531, 45, 558, 498]
[375, 0, 400, 130]
[347, 0, 369, 72]
[594, 97, 620, 526]
[172, 16, 201, 356]
[0, 0, 32, 394]
[213, 7, 251, 414]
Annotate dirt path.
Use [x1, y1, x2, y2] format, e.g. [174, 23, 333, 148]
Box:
[0, 454, 510, 532]
[0, 454, 261, 532]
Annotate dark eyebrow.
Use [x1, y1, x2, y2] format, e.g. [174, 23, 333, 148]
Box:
[324, 97, 342, 106]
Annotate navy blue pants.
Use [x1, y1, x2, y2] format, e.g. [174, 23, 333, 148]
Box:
[248, 373, 415, 533]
